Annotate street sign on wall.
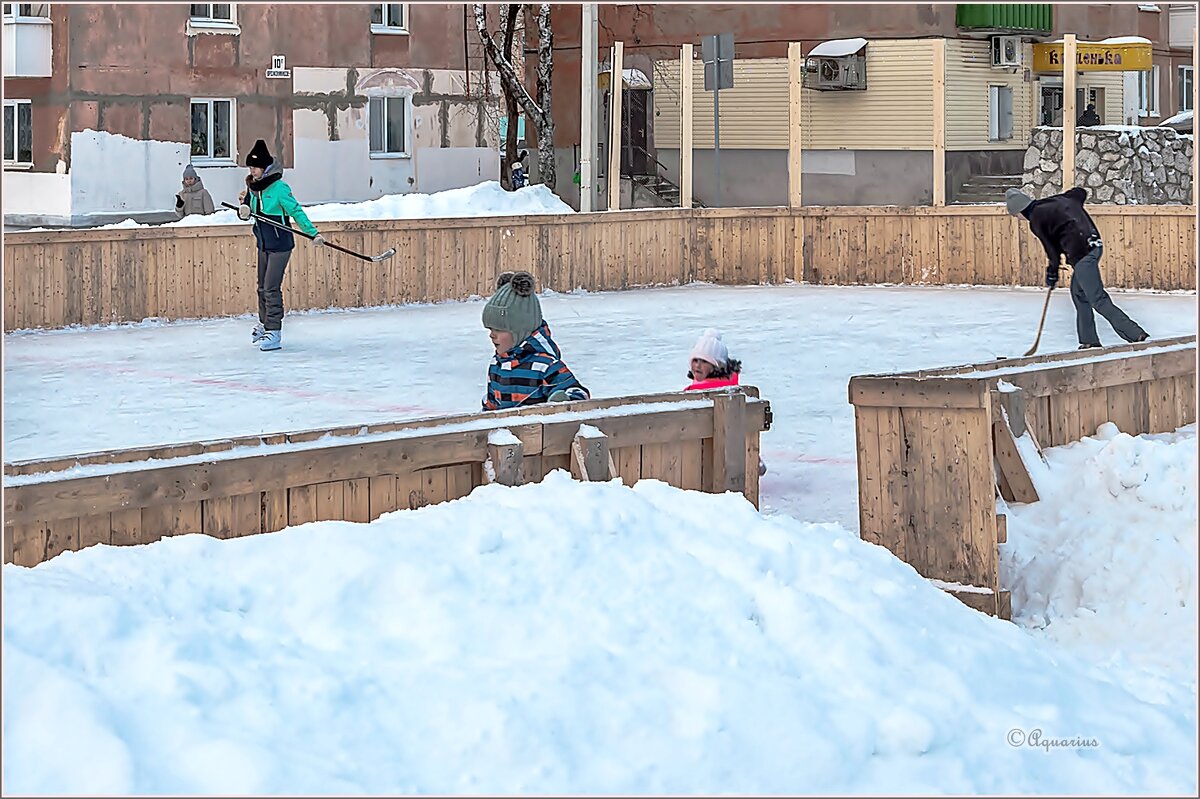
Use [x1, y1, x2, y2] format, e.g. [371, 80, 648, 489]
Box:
[701, 33, 734, 91]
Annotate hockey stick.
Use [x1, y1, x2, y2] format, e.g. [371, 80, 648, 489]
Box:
[221, 202, 396, 262]
[1023, 286, 1054, 357]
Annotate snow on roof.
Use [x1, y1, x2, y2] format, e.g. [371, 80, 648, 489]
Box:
[1049, 36, 1152, 45]
[807, 37, 868, 58]
[1160, 109, 1193, 127]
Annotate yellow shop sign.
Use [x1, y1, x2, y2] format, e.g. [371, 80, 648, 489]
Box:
[1032, 42, 1153, 72]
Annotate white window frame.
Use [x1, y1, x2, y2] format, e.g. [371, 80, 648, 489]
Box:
[368, 95, 413, 159]
[2, 3, 50, 22]
[370, 3, 408, 35]
[988, 84, 1014, 141]
[1180, 65, 1194, 112]
[1138, 65, 1161, 118]
[190, 98, 237, 165]
[4, 99, 34, 168]
[187, 2, 239, 35]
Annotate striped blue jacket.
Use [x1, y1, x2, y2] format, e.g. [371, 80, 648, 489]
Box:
[483, 322, 590, 410]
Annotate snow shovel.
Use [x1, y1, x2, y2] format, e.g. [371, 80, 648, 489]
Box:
[222, 202, 396, 263]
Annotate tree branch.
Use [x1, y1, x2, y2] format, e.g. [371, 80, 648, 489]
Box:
[473, 3, 544, 124]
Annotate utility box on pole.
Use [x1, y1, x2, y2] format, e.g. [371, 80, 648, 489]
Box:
[701, 33, 734, 207]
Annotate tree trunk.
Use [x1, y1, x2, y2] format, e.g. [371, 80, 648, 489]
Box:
[473, 2, 556, 193]
[501, 5, 520, 190]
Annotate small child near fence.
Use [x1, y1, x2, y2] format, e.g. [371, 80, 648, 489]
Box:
[683, 329, 766, 476]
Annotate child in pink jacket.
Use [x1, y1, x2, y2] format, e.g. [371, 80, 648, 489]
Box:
[683, 329, 766, 476]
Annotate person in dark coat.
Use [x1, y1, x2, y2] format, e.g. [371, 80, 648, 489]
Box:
[1006, 187, 1148, 349]
[1077, 103, 1102, 127]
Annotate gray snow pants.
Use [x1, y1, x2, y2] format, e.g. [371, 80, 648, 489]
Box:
[1070, 245, 1146, 347]
[256, 249, 292, 331]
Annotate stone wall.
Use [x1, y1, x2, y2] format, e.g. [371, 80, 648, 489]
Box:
[1022, 126, 1193, 204]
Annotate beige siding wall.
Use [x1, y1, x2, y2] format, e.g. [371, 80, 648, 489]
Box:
[945, 39, 1036, 151]
[653, 39, 937, 151]
[653, 58, 791, 150]
[802, 39, 935, 150]
[1078, 72, 1126, 124]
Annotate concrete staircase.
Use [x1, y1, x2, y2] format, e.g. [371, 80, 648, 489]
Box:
[953, 174, 1023, 205]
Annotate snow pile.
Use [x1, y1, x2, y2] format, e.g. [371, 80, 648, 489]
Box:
[4, 474, 1194, 795]
[19, 181, 574, 232]
[1001, 423, 1197, 698]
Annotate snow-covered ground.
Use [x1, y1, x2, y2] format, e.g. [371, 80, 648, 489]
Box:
[4, 283, 1195, 530]
[4, 467, 1196, 794]
[16, 181, 574, 232]
[4, 282, 1197, 794]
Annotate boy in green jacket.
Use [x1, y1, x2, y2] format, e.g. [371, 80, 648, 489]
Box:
[237, 139, 324, 351]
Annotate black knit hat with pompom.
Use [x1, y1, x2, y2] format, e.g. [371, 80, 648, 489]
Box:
[482, 270, 542, 343]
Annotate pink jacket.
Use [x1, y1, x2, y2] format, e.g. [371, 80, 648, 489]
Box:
[685, 373, 740, 392]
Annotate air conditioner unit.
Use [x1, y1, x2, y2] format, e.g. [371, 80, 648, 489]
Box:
[991, 35, 1021, 68]
[803, 55, 867, 91]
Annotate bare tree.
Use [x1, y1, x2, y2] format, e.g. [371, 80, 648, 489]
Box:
[474, 3, 556, 193]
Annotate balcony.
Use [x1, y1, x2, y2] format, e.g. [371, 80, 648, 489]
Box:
[3, 4, 52, 78]
[956, 4, 1052, 36]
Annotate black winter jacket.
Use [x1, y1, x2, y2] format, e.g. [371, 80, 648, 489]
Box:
[1021, 187, 1102, 270]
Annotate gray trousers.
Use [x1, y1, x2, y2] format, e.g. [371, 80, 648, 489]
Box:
[256, 249, 291, 331]
[1070, 245, 1146, 346]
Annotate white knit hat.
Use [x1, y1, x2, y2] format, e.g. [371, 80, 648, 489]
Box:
[689, 328, 729, 369]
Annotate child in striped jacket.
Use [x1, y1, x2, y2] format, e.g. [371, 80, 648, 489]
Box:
[481, 271, 590, 411]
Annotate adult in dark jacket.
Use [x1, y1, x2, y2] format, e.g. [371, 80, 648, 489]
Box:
[1006, 187, 1147, 349]
[1077, 103, 1102, 127]
[237, 139, 325, 351]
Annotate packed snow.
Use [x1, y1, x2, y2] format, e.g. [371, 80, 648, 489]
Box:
[16, 181, 575, 232]
[4, 281, 1197, 794]
[4, 473, 1196, 794]
[1001, 422, 1198, 706]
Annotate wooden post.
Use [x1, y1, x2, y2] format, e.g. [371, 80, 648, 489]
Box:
[571, 426, 615, 481]
[1194, 27, 1198, 208]
[579, 3, 598, 212]
[680, 43, 694, 209]
[487, 436, 525, 487]
[932, 37, 946, 207]
[607, 41, 624, 211]
[788, 42, 803, 209]
[1063, 33, 1077, 191]
[711, 392, 747, 494]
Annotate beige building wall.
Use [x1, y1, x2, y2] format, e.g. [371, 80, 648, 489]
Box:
[945, 39, 1035, 151]
[653, 58, 790, 149]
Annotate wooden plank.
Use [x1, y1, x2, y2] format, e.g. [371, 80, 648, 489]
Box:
[572, 430, 615, 482]
[343, 478, 371, 522]
[679, 439, 702, 491]
[109, 508, 142, 547]
[77, 513, 111, 550]
[231, 492, 262, 537]
[849, 376, 987, 410]
[368, 475, 399, 520]
[488, 440, 525, 486]
[10, 522, 47, 566]
[964, 402, 999, 592]
[288, 484, 318, 526]
[854, 407, 885, 546]
[932, 38, 946, 206]
[395, 471, 427, 510]
[445, 464, 475, 502]
[1105, 383, 1137, 437]
[616, 446, 642, 488]
[202, 496, 235, 539]
[712, 393, 747, 494]
[993, 418, 1039, 503]
[421, 467, 449, 507]
[996, 513, 1007, 544]
[315, 481, 345, 522]
[263, 490, 288, 533]
[875, 407, 907, 563]
[1178, 372, 1196, 426]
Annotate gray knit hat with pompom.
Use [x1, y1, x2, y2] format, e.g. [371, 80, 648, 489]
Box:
[482, 270, 542, 344]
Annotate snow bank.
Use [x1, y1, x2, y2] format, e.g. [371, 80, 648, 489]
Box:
[1001, 423, 1197, 702]
[19, 181, 574, 232]
[3, 474, 1194, 795]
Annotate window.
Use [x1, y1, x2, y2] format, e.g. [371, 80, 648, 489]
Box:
[2, 4, 49, 19]
[1181, 66, 1194, 112]
[371, 3, 407, 33]
[4, 100, 33, 165]
[989, 85, 1013, 141]
[369, 96, 410, 157]
[189, 3, 232, 23]
[190, 99, 234, 162]
[1138, 65, 1160, 117]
